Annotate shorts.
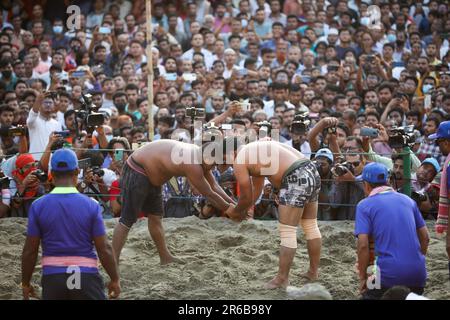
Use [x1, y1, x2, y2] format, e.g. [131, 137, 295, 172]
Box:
[119, 157, 163, 228]
[278, 160, 321, 208]
[42, 273, 106, 300]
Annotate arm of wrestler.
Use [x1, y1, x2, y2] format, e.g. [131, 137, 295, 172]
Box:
[204, 169, 236, 205]
[231, 163, 254, 218]
[186, 165, 230, 211]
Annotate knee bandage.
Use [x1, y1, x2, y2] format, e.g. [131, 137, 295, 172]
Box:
[300, 219, 321, 240]
[278, 223, 298, 248]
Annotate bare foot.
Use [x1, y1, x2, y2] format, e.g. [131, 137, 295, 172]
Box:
[300, 270, 319, 281]
[265, 276, 289, 289]
[160, 255, 183, 265]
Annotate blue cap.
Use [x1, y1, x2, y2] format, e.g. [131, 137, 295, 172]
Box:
[421, 158, 441, 174]
[315, 148, 334, 163]
[51, 148, 78, 172]
[429, 121, 450, 140]
[362, 162, 389, 184]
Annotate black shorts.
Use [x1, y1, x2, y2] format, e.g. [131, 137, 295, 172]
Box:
[42, 273, 106, 300]
[278, 160, 321, 208]
[119, 157, 163, 228]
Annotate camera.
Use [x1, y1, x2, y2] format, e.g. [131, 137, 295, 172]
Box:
[44, 90, 58, 100]
[291, 113, 311, 135]
[411, 191, 427, 203]
[256, 120, 272, 136]
[186, 107, 205, 119]
[388, 125, 416, 149]
[76, 93, 105, 135]
[92, 166, 105, 177]
[31, 169, 48, 183]
[366, 55, 375, 63]
[8, 125, 28, 137]
[0, 171, 10, 189]
[331, 162, 355, 177]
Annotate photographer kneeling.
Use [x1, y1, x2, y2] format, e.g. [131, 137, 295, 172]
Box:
[11, 154, 47, 217]
[411, 158, 441, 219]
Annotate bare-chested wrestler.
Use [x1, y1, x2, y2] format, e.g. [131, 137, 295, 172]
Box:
[223, 137, 322, 288]
[112, 140, 235, 265]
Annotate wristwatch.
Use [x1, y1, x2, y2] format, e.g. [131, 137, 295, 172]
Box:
[78, 182, 87, 189]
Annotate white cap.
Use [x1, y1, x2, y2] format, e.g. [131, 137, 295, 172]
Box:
[224, 48, 236, 55]
[328, 28, 339, 36]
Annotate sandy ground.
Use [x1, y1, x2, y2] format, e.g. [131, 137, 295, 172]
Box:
[0, 217, 449, 300]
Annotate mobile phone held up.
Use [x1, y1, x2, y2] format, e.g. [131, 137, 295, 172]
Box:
[360, 127, 379, 137]
[99, 26, 111, 34]
[114, 148, 124, 162]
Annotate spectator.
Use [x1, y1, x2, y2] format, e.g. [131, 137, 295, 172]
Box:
[27, 91, 62, 160]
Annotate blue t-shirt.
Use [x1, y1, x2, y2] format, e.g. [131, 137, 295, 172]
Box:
[27, 187, 106, 275]
[354, 191, 427, 288]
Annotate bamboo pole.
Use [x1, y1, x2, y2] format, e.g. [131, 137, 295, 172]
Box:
[146, 0, 154, 140]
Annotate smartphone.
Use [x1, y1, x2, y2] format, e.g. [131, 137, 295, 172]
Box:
[240, 99, 250, 112]
[72, 70, 86, 78]
[182, 73, 197, 82]
[360, 127, 379, 137]
[54, 130, 70, 138]
[99, 26, 111, 34]
[164, 73, 177, 81]
[424, 94, 432, 110]
[114, 148, 124, 162]
[238, 68, 248, 76]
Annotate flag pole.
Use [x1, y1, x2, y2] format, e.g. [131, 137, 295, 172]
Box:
[146, 0, 154, 140]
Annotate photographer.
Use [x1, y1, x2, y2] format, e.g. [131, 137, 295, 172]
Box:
[313, 149, 334, 221]
[329, 153, 366, 220]
[77, 150, 117, 218]
[284, 120, 311, 158]
[307, 116, 341, 154]
[254, 180, 278, 220]
[27, 91, 63, 160]
[106, 137, 131, 217]
[411, 158, 440, 219]
[11, 153, 47, 218]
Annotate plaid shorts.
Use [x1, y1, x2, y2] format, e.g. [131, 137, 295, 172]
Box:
[278, 160, 321, 208]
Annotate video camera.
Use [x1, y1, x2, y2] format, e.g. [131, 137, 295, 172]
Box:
[331, 162, 355, 177]
[186, 107, 205, 120]
[411, 190, 427, 203]
[290, 113, 311, 135]
[8, 125, 28, 137]
[388, 125, 416, 149]
[255, 120, 272, 137]
[75, 93, 105, 135]
[203, 122, 222, 142]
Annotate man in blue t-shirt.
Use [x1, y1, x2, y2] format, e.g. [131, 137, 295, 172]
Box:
[21, 149, 120, 300]
[355, 162, 430, 300]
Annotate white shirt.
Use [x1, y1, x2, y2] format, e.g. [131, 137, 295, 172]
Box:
[181, 48, 215, 70]
[284, 139, 312, 159]
[26, 110, 63, 160]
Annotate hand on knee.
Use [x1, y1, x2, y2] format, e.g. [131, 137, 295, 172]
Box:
[300, 219, 321, 240]
[279, 223, 298, 248]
